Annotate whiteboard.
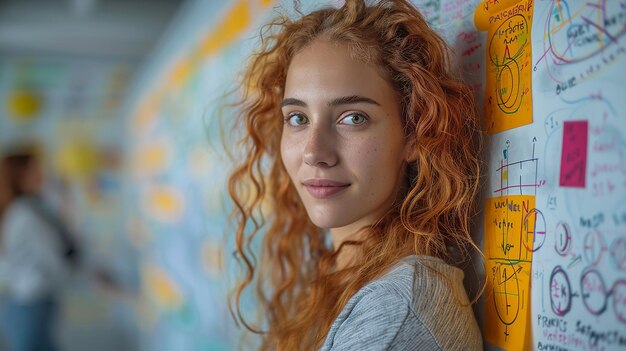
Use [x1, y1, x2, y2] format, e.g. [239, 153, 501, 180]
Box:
[460, 0, 626, 350]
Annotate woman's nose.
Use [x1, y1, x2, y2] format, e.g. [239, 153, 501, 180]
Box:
[303, 124, 338, 168]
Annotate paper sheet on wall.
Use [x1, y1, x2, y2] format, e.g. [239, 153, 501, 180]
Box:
[559, 120, 588, 188]
[475, 0, 534, 134]
[484, 195, 536, 350]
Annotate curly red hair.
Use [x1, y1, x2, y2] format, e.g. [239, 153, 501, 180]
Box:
[228, 0, 482, 349]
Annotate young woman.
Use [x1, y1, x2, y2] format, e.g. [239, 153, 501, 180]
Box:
[228, 0, 483, 349]
[0, 147, 78, 351]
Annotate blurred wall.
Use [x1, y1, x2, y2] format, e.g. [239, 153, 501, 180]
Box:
[121, 1, 270, 349]
[0, 56, 140, 350]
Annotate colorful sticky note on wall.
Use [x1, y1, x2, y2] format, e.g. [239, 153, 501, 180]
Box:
[56, 140, 99, 181]
[143, 185, 185, 223]
[197, 0, 251, 58]
[6, 89, 43, 122]
[484, 195, 536, 351]
[559, 120, 588, 188]
[143, 263, 183, 310]
[475, 0, 534, 134]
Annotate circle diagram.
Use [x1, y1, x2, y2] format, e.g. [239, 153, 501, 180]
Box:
[550, 266, 572, 316]
[554, 222, 572, 256]
[580, 268, 608, 316]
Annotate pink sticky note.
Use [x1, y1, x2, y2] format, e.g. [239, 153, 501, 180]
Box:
[560, 120, 588, 188]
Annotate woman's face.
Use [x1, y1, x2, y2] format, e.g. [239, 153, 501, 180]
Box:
[280, 40, 411, 236]
[20, 158, 44, 195]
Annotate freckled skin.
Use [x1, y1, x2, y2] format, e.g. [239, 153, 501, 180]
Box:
[280, 40, 411, 248]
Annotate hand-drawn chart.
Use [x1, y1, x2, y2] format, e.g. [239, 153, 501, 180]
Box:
[494, 137, 542, 197]
[485, 136, 545, 350]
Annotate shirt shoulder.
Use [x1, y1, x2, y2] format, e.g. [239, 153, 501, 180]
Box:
[321, 256, 483, 351]
[3, 198, 45, 240]
[403, 256, 483, 350]
[321, 275, 437, 351]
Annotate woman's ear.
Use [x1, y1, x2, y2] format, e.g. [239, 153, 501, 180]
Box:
[403, 136, 418, 163]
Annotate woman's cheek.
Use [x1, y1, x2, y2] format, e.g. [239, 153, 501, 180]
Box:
[349, 137, 380, 172]
[359, 139, 400, 196]
[280, 137, 300, 176]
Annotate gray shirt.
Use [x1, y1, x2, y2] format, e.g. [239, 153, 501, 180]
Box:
[321, 255, 482, 350]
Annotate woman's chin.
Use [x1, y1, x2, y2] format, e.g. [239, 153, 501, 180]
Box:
[307, 215, 334, 229]
[306, 211, 354, 230]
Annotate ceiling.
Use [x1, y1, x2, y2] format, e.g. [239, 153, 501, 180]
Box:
[0, 0, 184, 60]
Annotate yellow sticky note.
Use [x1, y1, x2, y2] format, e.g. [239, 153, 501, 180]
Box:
[475, 0, 534, 134]
[474, 0, 525, 30]
[484, 195, 535, 350]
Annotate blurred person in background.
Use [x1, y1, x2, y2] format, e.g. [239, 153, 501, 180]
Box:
[0, 144, 79, 351]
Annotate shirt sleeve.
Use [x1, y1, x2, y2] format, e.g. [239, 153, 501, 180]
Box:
[323, 285, 441, 351]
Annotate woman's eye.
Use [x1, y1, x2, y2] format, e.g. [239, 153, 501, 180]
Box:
[339, 113, 368, 126]
[285, 113, 308, 126]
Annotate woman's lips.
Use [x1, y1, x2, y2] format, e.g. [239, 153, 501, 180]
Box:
[302, 179, 350, 199]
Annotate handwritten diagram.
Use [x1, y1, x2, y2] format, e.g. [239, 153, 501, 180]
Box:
[527, 0, 626, 349]
[538, 0, 626, 75]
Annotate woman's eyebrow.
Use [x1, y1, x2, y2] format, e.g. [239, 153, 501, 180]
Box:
[281, 98, 306, 108]
[329, 95, 380, 107]
[280, 95, 381, 108]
